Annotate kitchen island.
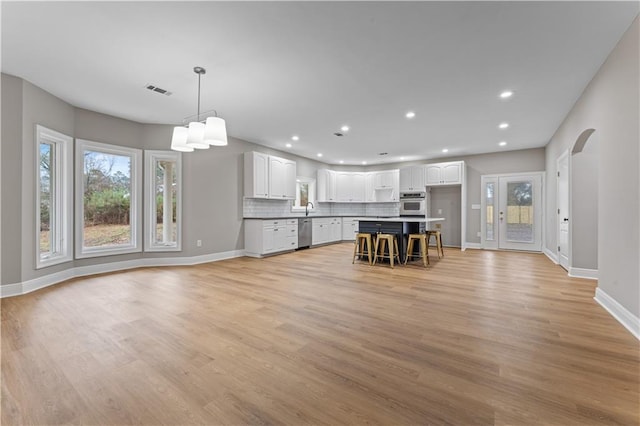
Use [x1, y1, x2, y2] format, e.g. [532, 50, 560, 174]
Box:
[355, 217, 445, 262]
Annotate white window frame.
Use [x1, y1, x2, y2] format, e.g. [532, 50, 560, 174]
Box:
[291, 177, 316, 212]
[75, 139, 142, 258]
[35, 125, 73, 268]
[144, 150, 182, 252]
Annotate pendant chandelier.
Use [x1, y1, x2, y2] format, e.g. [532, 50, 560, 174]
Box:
[171, 66, 228, 152]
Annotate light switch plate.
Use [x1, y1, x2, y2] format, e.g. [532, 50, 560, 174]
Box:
[437, 209, 443, 215]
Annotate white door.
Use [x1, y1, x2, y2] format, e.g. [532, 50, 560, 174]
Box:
[498, 175, 542, 251]
[557, 152, 570, 270]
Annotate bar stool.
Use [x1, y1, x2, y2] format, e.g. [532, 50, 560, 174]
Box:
[373, 234, 400, 268]
[426, 230, 444, 258]
[352, 233, 374, 265]
[405, 233, 430, 267]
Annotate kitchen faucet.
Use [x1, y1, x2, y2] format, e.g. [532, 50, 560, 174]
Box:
[305, 202, 314, 216]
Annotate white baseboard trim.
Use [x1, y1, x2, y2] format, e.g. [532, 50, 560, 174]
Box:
[594, 287, 640, 340]
[464, 242, 482, 249]
[1, 249, 246, 298]
[569, 267, 598, 280]
[543, 247, 559, 264]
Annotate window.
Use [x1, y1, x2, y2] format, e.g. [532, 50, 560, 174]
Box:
[292, 177, 316, 211]
[36, 125, 73, 268]
[144, 151, 182, 251]
[76, 140, 142, 258]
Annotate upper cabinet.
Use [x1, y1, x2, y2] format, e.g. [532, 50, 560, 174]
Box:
[317, 169, 336, 202]
[425, 161, 464, 186]
[317, 169, 398, 202]
[244, 152, 296, 199]
[399, 166, 426, 192]
[335, 171, 365, 202]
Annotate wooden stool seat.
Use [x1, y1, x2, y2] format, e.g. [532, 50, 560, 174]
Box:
[405, 233, 430, 267]
[352, 233, 374, 265]
[373, 234, 401, 268]
[426, 230, 444, 258]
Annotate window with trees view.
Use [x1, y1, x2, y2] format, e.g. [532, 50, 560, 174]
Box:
[76, 140, 142, 258]
[145, 151, 182, 251]
[36, 126, 73, 268]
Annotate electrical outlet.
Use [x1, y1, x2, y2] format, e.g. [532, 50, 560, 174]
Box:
[196, 240, 202, 247]
[437, 209, 443, 215]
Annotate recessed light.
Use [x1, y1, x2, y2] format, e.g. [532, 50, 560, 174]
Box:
[317, 153, 323, 157]
[499, 122, 509, 129]
[399, 156, 405, 160]
[499, 90, 514, 99]
[442, 148, 449, 153]
[292, 135, 299, 141]
[361, 161, 367, 165]
[499, 141, 508, 146]
[339, 160, 344, 164]
[405, 111, 416, 119]
[341, 125, 350, 132]
[285, 143, 292, 148]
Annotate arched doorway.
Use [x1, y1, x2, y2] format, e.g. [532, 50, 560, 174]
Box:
[559, 128, 598, 277]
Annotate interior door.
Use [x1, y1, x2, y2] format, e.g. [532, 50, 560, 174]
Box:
[557, 152, 570, 270]
[498, 175, 542, 251]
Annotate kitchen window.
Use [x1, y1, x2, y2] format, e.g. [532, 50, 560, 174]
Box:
[144, 150, 182, 251]
[75, 139, 142, 258]
[292, 177, 316, 211]
[36, 125, 73, 268]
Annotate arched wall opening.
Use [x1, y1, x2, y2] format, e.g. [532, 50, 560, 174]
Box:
[570, 128, 598, 271]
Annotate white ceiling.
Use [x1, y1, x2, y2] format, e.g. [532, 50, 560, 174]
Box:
[2, 2, 638, 165]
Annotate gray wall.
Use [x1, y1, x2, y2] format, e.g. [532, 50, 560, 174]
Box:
[544, 16, 639, 317]
[0, 75, 328, 286]
[571, 133, 599, 269]
[429, 186, 462, 247]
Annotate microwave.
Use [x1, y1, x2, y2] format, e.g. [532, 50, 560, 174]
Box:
[400, 192, 426, 216]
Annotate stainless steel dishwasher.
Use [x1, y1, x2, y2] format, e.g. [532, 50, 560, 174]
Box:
[298, 218, 312, 249]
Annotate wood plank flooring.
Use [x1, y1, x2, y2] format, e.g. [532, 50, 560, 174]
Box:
[2, 244, 639, 425]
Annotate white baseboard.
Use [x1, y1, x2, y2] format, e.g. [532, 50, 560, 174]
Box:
[464, 242, 482, 249]
[594, 287, 640, 340]
[543, 246, 559, 264]
[569, 267, 598, 280]
[1, 249, 246, 298]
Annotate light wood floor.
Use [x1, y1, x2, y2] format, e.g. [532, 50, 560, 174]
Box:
[2, 244, 639, 425]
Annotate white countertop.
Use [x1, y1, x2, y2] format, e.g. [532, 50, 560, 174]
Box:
[353, 217, 445, 223]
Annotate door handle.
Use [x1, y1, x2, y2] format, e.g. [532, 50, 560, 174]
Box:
[563, 218, 569, 222]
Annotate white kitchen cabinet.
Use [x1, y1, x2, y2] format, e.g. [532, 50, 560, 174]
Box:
[400, 166, 426, 192]
[329, 217, 343, 241]
[244, 152, 269, 198]
[342, 218, 359, 241]
[425, 161, 464, 186]
[286, 218, 298, 250]
[245, 219, 295, 257]
[312, 218, 330, 245]
[335, 172, 365, 202]
[269, 156, 297, 199]
[372, 169, 399, 202]
[244, 152, 296, 199]
[365, 173, 375, 202]
[317, 169, 336, 202]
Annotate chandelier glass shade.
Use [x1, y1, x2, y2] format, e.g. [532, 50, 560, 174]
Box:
[171, 66, 228, 152]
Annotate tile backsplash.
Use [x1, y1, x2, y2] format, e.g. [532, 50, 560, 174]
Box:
[243, 198, 399, 218]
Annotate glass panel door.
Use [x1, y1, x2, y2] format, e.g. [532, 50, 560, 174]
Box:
[498, 175, 542, 251]
[480, 176, 499, 249]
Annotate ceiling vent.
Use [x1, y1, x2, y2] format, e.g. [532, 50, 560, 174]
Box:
[333, 132, 344, 137]
[145, 84, 172, 96]
[378, 152, 388, 156]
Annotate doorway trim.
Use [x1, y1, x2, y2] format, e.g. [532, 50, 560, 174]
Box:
[556, 149, 571, 270]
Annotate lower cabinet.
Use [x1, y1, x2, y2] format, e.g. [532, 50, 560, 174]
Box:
[342, 218, 359, 241]
[312, 217, 343, 245]
[245, 219, 298, 257]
